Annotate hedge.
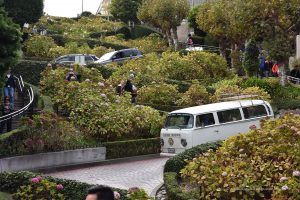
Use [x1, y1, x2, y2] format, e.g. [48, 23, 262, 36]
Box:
[104, 137, 160, 159]
[164, 172, 197, 200]
[130, 25, 162, 39]
[0, 171, 128, 200]
[0, 129, 159, 159]
[271, 98, 300, 111]
[164, 141, 222, 174]
[163, 141, 222, 200]
[12, 60, 47, 86]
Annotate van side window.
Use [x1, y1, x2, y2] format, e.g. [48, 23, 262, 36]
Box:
[196, 113, 215, 127]
[123, 50, 133, 58]
[243, 105, 267, 119]
[217, 109, 242, 123]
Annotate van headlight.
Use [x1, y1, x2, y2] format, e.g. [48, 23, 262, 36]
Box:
[181, 139, 187, 147]
[160, 139, 164, 146]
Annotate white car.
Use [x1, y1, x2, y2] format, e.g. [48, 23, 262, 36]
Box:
[95, 48, 143, 65]
[51, 54, 99, 66]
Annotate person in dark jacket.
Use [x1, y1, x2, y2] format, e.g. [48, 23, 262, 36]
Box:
[0, 97, 13, 134]
[85, 185, 114, 200]
[4, 68, 15, 109]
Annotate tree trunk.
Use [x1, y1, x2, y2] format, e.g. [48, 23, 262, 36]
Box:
[172, 26, 179, 51]
[219, 40, 226, 58]
[165, 30, 173, 48]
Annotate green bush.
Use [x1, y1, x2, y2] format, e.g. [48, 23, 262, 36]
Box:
[180, 115, 300, 199]
[138, 84, 180, 106]
[23, 35, 57, 58]
[0, 171, 128, 200]
[11, 60, 47, 86]
[13, 176, 64, 200]
[164, 141, 222, 174]
[164, 172, 197, 200]
[104, 138, 160, 159]
[131, 25, 162, 39]
[176, 80, 210, 106]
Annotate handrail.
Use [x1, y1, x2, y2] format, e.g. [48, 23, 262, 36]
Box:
[286, 75, 300, 84]
[0, 76, 34, 123]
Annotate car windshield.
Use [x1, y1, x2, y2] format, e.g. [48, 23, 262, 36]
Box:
[165, 113, 194, 129]
[98, 52, 115, 61]
[90, 55, 99, 61]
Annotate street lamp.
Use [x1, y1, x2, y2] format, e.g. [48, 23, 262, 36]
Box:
[82, 0, 83, 14]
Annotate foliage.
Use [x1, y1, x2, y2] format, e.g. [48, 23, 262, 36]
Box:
[164, 141, 222, 174]
[13, 176, 64, 200]
[138, 84, 179, 106]
[138, 0, 189, 48]
[211, 84, 271, 102]
[243, 39, 259, 76]
[110, 0, 142, 23]
[0, 6, 21, 77]
[164, 172, 197, 200]
[176, 80, 210, 106]
[127, 187, 153, 200]
[187, 5, 206, 37]
[40, 67, 164, 141]
[180, 114, 300, 199]
[0, 171, 128, 200]
[131, 25, 162, 39]
[0, 192, 12, 200]
[159, 51, 231, 83]
[3, 0, 43, 26]
[104, 138, 160, 159]
[11, 60, 48, 86]
[23, 36, 57, 58]
[21, 112, 86, 153]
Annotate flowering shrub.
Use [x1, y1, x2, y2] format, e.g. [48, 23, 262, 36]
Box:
[24, 35, 57, 58]
[21, 112, 85, 153]
[180, 114, 300, 199]
[13, 176, 64, 200]
[176, 80, 210, 106]
[127, 187, 153, 200]
[40, 67, 163, 141]
[138, 84, 179, 106]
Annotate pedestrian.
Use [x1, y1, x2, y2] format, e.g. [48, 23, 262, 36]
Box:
[0, 97, 13, 134]
[187, 33, 193, 47]
[116, 80, 124, 96]
[85, 185, 114, 200]
[123, 75, 138, 103]
[259, 54, 265, 78]
[4, 68, 15, 109]
[264, 59, 273, 78]
[65, 69, 78, 81]
[272, 62, 279, 77]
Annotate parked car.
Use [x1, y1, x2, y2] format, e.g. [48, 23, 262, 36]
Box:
[95, 48, 143, 65]
[51, 54, 99, 66]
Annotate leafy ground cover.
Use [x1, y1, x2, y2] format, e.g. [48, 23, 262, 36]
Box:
[0, 192, 12, 200]
[180, 114, 300, 199]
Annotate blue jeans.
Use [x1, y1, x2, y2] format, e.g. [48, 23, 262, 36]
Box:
[4, 87, 14, 109]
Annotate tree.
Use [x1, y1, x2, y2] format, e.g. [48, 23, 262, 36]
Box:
[110, 0, 142, 23]
[138, 0, 189, 50]
[3, 0, 43, 26]
[187, 5, 206, 37]
[243, 39, 259, 77]
[0, 5, 21, 77]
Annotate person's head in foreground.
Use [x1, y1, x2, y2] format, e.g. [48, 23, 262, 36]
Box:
[86, 185, 114, 200]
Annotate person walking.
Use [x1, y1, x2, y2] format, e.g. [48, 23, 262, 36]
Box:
[187, 33, 193, 47]
[272, 62, 279, 77]
[0, 97, 13, 134]
[4, 68, 15, 109]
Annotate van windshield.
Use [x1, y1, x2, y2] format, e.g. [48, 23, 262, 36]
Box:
[98, 52, 115, 61]
[165, 114, 194, 129]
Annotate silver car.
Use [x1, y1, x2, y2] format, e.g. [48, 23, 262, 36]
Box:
[51, 54, 99, 66]
[95, 48, 143, 65]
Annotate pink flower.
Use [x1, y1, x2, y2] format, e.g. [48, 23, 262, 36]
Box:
[293, 170, 300, 177]
[31, 178, 40, 183]
[280, 177, 288, 182]
[56, 184, 64, 191]
[36, 176, 42, 182]
[114, 191, 120, 199]
[281, 185, 288, 191]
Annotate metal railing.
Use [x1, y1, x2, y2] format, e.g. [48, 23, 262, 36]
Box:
[0, 76, 34, 123]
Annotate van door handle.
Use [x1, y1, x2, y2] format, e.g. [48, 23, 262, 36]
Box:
[214, 130, 219, 133]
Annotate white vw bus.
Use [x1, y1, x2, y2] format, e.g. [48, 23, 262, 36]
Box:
[160, 100, 274, 155]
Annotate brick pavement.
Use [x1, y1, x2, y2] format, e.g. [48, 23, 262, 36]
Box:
[45, 156, 169, 196]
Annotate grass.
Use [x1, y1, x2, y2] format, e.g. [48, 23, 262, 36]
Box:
[0, 192, 12, 200]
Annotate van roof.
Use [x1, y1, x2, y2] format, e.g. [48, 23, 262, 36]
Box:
[170, 100, 268, 115]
